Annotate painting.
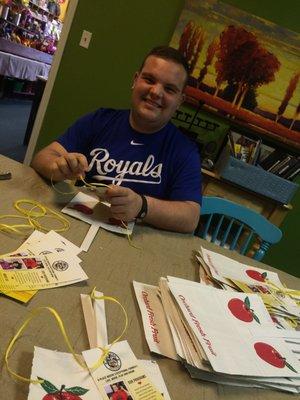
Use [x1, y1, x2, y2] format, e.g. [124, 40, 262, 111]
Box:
[170, 0, 300, 145]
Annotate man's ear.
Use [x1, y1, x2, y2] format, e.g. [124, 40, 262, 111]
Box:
[131, 71, 139, 89]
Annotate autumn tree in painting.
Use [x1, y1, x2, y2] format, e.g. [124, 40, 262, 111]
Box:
[178, 20, 206, 75]
[214, 25, 280, 109]
[197, 37, 219, 87]
[236, 46, 281, 109]
[276, 72, 300, 122]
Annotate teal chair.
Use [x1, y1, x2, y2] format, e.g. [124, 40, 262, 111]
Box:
[195, 196, 282, 261]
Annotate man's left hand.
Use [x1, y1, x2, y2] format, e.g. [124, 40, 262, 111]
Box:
[105, 186, 142, 221]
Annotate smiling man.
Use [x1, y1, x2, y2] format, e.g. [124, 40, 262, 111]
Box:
[31, 46, 202, 233]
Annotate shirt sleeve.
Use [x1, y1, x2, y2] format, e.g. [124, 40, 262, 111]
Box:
[168, 141, 202, 205]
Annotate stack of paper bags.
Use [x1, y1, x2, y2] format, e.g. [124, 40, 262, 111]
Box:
[197, 247, 300, 330]
[134, 268, 300, 393]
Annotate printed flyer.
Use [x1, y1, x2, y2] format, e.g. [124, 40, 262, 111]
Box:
[0, 252, 87, 291]
[82, 341, 164, 399]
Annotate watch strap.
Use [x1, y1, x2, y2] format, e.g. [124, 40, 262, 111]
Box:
[136, 194, 148, 219]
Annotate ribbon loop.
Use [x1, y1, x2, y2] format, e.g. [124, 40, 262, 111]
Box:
[5, 289, 128, 384]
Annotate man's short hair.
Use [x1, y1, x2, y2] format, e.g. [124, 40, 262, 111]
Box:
[140, 46, 190, 84]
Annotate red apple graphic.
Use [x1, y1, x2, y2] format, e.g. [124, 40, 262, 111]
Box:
[246, 269, 267, 282]
[43, 394, 81, 400]
[227, 297, 260, 323]
[43, 395, 60, 400]
[38, 377, 89, 400]
[254, 342, 297, 372]
[68, 203, 93, 215]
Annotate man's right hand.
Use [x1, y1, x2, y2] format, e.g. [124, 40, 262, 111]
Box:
[31, 142, 89, 182]
[51, 152, 89, 180]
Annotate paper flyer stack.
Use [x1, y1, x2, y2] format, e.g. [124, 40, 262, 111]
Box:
[133, 247, 300, 393]
[0, 230, 87, 302]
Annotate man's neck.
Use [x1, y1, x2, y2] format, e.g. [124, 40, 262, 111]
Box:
[129, 111, 166, 133]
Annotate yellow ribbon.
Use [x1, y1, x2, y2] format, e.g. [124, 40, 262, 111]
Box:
[5, 306, 85, 384]
[50, 175, 110, 195]
[90, 288, 128, 370]
[80, 176, 110, 192]
[5, 290, 128, 384]
[0, 200, 70, 237]
[265, 278, 300, 308]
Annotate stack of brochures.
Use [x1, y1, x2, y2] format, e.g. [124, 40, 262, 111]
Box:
[133, 249, 300, 393]
[0, 230, 87, 303]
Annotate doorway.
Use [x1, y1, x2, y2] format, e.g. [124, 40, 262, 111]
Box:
[0, 0, 74, 163]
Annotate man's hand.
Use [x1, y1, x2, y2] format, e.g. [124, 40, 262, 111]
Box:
[105, 186, 142, 221]
[51, 152, 89, 180]
[31, 142, 89, 182]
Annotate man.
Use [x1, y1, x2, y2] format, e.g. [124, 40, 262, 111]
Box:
[31, 46, 202, 233]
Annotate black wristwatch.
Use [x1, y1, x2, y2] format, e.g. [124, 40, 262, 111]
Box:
[136, 194, 148, 219]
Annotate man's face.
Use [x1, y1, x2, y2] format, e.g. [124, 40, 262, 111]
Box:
[130, 55, 186, 132]
[112, 384, 118, 392]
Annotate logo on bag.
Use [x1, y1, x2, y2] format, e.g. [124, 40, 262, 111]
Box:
[52, 260, 69, 271]
[104, 352, 122, 371]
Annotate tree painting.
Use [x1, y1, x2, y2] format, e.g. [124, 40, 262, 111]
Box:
[178, 20, 206, 74]
[170, 0, 300, 144]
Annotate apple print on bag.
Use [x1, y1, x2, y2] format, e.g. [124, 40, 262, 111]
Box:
[227, 296, 260, 323]
[254, 343, 297, 372]
[245, 269, 267, 282]
[38, 377, 89, 399]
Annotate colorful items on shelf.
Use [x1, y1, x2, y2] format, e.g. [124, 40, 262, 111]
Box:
[0, 0, 62, 55]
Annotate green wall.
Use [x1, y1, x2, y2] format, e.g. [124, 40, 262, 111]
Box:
[35, 0, 183, 148]
[35, 0, 300, 277]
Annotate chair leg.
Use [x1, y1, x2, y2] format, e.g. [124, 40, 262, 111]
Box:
[253, 241, 270, 261]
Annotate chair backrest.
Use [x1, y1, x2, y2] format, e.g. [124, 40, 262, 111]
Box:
[195, 196, 282, 261]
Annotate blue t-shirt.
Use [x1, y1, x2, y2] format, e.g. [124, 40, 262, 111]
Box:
[57, 108, 202, 204]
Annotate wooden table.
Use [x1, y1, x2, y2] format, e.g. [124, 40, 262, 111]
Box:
[0, 155, 299, 400]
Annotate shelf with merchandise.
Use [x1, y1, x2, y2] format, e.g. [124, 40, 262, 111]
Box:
[0, 15, 40, 36]
[0, 0, 62, 56]
[29, 0, 53, 14]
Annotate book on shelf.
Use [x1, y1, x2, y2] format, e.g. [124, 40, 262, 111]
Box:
[228, 131, 261, 165]
[258, 149, 287, 171]
[268, 155, 292, 174]
[276, 156, 299, 176]
[226, 132, 300, 181]
[280, 158, 300, 180]
[259, 150, 300, 181]
[249, 138, 262, 165]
